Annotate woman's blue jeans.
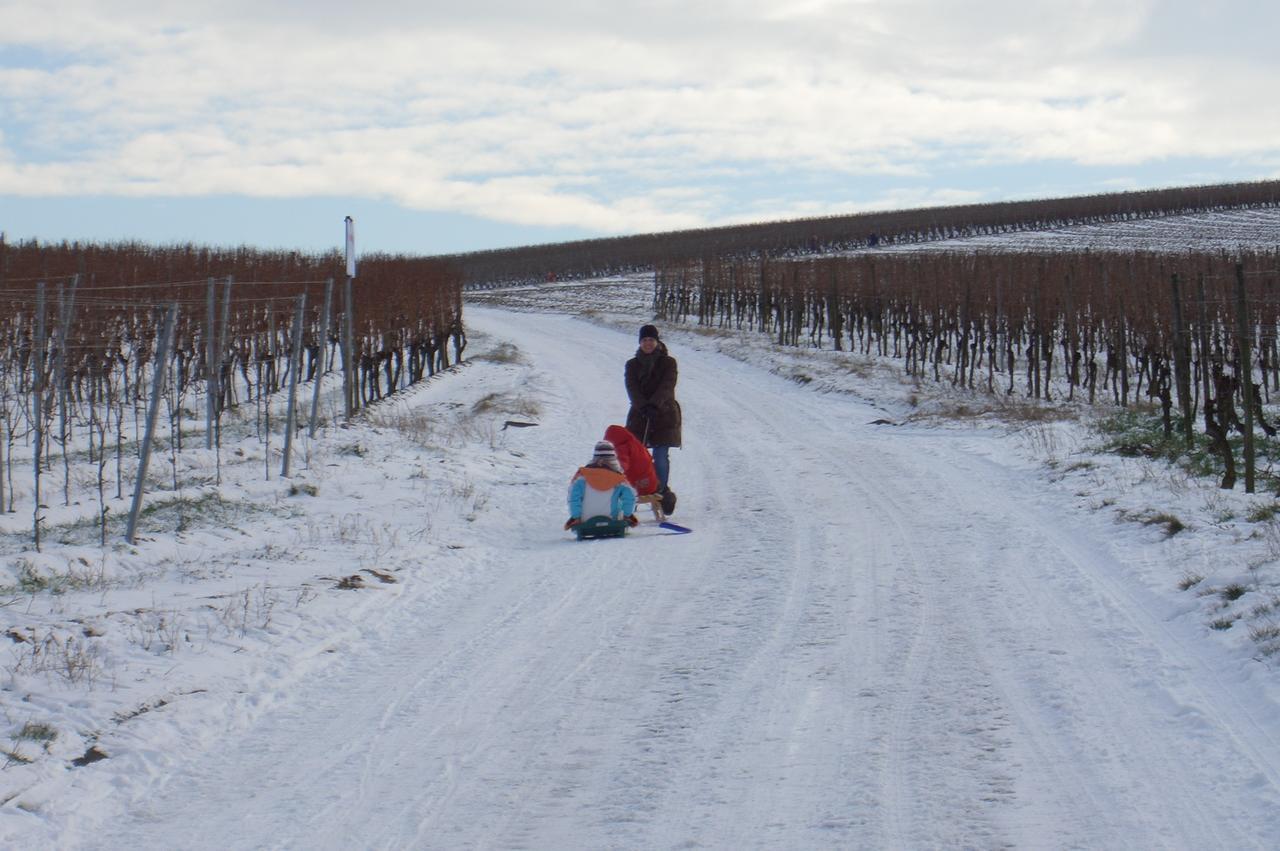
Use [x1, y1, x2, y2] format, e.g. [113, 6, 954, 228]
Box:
[652, 446, 670, 491]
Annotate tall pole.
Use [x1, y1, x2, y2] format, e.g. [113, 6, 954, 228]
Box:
[282, 294, 306, 477]
[126, 303, 178, 544]
[56, 275, 79, 506]
[33, 282, 46, 551]
[1196, 274, 1213, 409]
[343, 276, 355, 417]
[1170, 273, 1194, 448]
[217, 276, 233, 441]
[342, 216, 357, 419]
[206, 277, 217, 449]
[309, 277, 333, 438]
[1235, 262, 1255, 493]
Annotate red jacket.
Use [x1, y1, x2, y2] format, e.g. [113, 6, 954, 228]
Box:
[604, 424, 659, 496]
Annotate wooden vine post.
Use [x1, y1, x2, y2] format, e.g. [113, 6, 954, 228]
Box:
[309, 277, 334, 438]
[33, 282, 46, 550]
[1169, 273, 1194, 448]
[1235, 262, 1255, 493]
[125, 303, 178, 544]
[282, 294, 306, 478]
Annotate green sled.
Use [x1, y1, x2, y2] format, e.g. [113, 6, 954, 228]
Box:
[574, 515, 630, 540]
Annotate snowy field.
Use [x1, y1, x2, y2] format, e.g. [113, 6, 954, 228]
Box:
[3, 209, 1280, 847]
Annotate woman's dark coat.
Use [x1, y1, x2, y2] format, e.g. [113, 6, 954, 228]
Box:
[625, 342, 682, 447]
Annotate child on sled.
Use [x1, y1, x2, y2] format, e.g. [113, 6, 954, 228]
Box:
[565, 440, 639, 539]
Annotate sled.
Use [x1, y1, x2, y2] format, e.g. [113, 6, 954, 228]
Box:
[636, 493, 666, 521]
[637, 488, 678, 521]
[573, 515, 630, 540]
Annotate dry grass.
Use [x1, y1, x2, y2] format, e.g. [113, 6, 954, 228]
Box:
[1142, 511, 1187, 537]
[1249, 622, 1280, 649]
[1220, 583, 1248, 602]
[365, 387, 540, 451]
[206, 584, 277, 638]
[1246, 502, 1280, 522]
[365, 406, 434, 447]
[1, 746, 33, 766]
[472, 391, 540, 420]
[473, 342, 525, 364]
[906, 396, 1078, 426]
[1118, 508, 1187, 538]
[5, 628, 106, 688]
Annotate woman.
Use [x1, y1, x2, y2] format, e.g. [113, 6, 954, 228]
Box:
[625, 324, 681, 515]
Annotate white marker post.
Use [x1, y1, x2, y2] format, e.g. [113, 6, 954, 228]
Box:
[342, 217, 357, 418]
[345, 216, 356, 279]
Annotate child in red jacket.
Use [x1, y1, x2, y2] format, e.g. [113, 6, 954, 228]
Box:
[604, 424, 659, 497]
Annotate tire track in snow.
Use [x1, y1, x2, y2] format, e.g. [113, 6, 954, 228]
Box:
[608, 371, 821, 846]
[676, 369, 1021, 848]
[843, 439, 1088, 848]
[851, 429, 1280, 847]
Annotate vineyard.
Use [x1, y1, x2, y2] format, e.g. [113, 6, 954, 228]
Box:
[869, 206, 1280, 256]
[0, 239, 463, 550]
[453, 179, 1280, 287]
[655, 245, 1280, 491]
[4, 183, 1279, 555]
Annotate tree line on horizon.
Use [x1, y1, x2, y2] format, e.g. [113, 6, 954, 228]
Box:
[450, 179, 1280, 287]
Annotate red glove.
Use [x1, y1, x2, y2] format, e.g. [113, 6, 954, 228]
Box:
[626, 514, 639, 527]
[564, 517, 581, 530]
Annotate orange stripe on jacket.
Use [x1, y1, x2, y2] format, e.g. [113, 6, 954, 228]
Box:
[574, 467, 629, 491]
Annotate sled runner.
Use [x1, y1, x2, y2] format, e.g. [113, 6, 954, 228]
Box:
[636, 492, 666, 521]
[636, 488, 677, 521]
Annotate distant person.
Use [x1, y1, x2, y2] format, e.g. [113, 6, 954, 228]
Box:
[565, 440, 638, 538]
[625, 324, 681, 515]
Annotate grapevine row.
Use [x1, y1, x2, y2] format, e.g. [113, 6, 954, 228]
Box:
[656, 249, 1280, 489]
[0, 238, 464, 547]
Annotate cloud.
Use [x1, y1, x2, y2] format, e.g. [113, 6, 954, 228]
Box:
[2, 0, 1280, 237]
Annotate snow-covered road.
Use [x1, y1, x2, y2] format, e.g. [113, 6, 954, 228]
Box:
[96, 307, 1280, 849]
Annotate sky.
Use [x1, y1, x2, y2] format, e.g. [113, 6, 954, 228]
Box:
[2, 0, 1279, 256]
